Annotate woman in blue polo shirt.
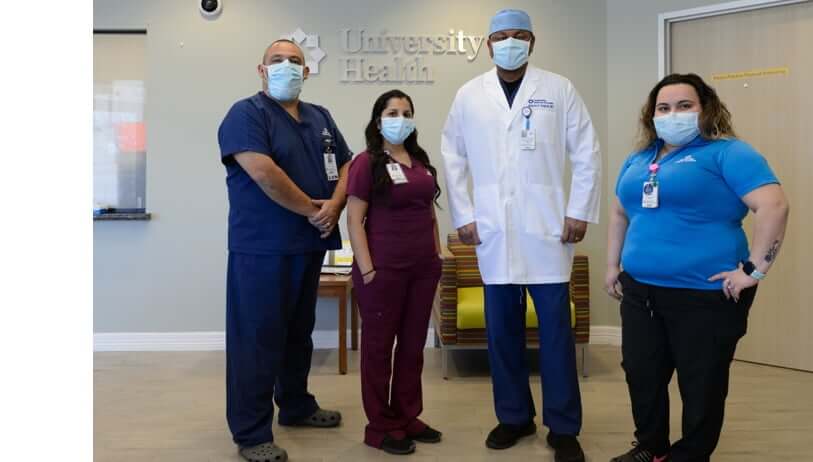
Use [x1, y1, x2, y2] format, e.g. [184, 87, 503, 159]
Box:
[605, 73, 789, 462]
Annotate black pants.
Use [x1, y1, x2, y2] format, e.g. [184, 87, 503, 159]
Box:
[618, 272, 756, 462]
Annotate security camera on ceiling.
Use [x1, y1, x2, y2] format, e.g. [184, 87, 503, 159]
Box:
[198, 0, 222, 18]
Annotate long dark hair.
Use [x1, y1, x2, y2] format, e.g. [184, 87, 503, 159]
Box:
[635, 73, 737, 151]
[364, 89, 441, 204]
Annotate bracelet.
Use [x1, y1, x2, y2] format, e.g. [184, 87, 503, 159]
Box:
[362, 269, 375, 277]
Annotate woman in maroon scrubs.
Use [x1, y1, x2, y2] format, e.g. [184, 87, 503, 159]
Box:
[346, 89, 443, 455]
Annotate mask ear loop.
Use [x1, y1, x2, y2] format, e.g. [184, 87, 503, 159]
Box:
[379, 118, 394, 164]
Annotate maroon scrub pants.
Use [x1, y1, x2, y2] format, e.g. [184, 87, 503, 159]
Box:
[352, 257, 442, 447]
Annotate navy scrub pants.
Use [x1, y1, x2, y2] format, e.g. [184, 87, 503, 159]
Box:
[484, 283, 582, 435]
[225, 251, 325, 447]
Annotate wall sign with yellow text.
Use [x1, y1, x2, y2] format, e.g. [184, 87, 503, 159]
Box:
[712, 67, 789, 81]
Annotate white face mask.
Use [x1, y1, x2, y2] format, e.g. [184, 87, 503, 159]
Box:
[491, 37, 530, 71]
[380, 116, 416, 145]
[265, 60, 304, 102]
[653, 111, 700, 146]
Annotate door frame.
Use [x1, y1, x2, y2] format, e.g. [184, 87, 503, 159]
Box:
[658, 0, 811, 78]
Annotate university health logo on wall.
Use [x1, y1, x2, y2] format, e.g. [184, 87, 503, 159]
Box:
[280, 28, 327, 74]
[280, 26, 484, 83]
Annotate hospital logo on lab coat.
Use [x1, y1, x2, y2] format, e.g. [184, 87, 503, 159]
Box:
[528, 98, 555, 111]
[281, 28, 327, 74]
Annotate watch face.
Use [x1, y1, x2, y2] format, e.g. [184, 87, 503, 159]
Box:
[742, 261, 755, 275]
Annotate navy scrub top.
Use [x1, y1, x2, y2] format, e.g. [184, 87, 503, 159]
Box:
[218, 92, 352, 255]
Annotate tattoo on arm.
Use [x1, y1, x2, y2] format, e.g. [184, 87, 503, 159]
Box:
[765, 240, 781, 263]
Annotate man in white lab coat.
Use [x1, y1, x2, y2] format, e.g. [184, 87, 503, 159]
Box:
[441, 9, 600, 462]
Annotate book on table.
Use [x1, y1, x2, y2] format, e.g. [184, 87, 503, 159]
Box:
[322, 240, 353, 275]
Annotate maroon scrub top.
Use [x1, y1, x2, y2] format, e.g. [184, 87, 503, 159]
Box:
[346, 151, 437, 270]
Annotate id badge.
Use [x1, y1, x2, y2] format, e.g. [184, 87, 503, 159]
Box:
[520, 130, 536, 150]
[642, 181, 659, 208]
[324, 153, 339, 181]
[386, 163, 408, 184]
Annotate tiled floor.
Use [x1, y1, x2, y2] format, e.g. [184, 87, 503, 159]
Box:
[94, 345, 813, 461]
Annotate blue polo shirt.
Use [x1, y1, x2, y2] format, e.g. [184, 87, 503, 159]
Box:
[218, 92, 352, 255]
[616, 136, 778, 290]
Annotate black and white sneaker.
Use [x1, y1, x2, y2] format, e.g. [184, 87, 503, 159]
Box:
[610, 442, 670, 462]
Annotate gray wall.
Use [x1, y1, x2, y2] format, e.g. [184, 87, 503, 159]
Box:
[93, 0, 609, 333]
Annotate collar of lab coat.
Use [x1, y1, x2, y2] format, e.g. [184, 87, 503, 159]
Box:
[483, 66, 542, 124]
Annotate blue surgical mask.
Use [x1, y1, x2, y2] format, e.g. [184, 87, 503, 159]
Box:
[265, 60, 304, 102]
[653, 111, 700, 146]
[491, 37, 530, 71]
[380, 117, 416, 145]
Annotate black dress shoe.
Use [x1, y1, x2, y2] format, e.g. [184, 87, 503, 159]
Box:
[485, 421, 537, 449]
[546, 432, 585, 462]
[410, 425, 442, 443]
[380, 435, 416, 455]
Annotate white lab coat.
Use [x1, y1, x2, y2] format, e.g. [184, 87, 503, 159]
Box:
[441, 66, 601, 285]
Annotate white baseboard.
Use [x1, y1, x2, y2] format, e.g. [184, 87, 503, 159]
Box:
[94, 326, 621, 352]
[93, 332, 226, 351]
[312, 328, 437, 349]
[93, 331, 347, 352]
[590, 326, 622, 346]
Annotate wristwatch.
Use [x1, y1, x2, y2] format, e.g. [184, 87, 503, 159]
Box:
[741, 260, 766, 280]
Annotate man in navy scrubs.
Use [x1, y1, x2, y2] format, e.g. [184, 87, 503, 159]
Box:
[218, 39, 352, 462]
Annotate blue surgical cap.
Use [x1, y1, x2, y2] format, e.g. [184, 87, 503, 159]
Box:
[489, 9, 533, 35]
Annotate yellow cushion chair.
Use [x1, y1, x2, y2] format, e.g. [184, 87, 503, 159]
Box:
[456, 287, 576, 330]
[431, 233, 591, 378]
